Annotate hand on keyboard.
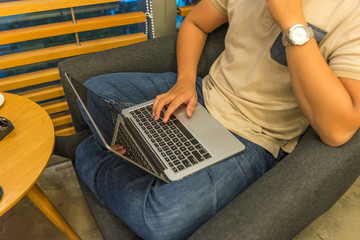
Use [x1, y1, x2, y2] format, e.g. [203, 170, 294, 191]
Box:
[152, 79, 197, 123]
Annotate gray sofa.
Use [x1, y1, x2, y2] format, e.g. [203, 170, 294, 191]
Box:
[55, 24, 360, 240]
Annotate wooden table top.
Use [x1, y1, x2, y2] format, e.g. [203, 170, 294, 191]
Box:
[0, 92, 55, 215]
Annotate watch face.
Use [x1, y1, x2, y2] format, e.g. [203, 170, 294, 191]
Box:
[289, 26, 309, 45]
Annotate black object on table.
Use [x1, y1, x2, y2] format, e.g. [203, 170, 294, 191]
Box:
[0, 185, 3, 201]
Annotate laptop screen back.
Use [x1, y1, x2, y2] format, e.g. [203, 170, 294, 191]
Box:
[64, 73, 115, 148]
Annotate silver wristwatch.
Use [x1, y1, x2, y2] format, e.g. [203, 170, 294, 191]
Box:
[282, 24, 314, 47]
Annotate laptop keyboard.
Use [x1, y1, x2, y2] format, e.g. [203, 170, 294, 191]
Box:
[130, 104, 212, 173]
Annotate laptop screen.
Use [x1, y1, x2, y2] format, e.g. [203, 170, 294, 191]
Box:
[64, 73, 116, 148]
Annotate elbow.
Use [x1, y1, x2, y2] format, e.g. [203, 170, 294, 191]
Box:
[319, 128, 356, 147]
[321, 135, 347, 147]
[312, 114, 360, 147]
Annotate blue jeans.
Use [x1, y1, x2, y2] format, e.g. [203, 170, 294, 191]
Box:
[75, 72, 284, 240]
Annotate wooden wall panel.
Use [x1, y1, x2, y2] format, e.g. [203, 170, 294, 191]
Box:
[177, 5, 194, 17]
[0, 0, 121, 17]
[0, 68, 60, 91]
[0, 12, 146, 45]
[1, 0, 148, 136]
[0, 32, 147, 70]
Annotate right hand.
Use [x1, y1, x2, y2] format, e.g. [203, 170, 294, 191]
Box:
[152, 78, 197, 123]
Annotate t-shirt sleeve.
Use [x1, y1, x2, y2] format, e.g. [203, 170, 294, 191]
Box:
[210, 0, 228, 16]
[328, 12, 360, 81]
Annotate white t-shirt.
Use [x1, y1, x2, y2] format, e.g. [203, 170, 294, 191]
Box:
[203, 0, 360, 157]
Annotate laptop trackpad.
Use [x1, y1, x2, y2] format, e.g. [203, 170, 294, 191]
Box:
[174, 104, 218, 134]
[174, 104, 244, 157]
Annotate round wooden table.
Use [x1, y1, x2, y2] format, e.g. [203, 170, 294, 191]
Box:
[0, 92, 79, 240]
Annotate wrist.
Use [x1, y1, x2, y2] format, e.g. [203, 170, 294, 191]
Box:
[177, 74, 197, 83]
[279, 17, 307, 34]
[282, 24, 314, 47]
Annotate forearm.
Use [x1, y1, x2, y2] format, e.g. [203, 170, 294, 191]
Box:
[266, 0, 360, 146]
[286, 40, 358, 146]
[153, 0, 227, 121]
[176, 18, 208, 83]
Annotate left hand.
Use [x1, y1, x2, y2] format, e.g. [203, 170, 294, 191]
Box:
[265, 0, 306, 32]
[110, 145, 126, 155]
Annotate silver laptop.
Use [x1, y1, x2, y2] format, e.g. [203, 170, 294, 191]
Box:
[65, 73, 245, 183]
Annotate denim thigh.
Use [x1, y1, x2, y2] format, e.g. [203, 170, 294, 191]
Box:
[75, 72, 278, 240]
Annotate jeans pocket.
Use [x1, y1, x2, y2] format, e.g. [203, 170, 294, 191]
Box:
[270, 23, 327, 66]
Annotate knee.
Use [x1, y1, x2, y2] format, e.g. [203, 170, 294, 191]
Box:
[139, 199, 214, 239]
[140, 212, 198, 240]
[84, 74, 117, 97]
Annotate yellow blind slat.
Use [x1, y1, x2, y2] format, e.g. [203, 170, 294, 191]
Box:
[51, 112, 73, 127]
[55, 125, 75, 136]
[1, 0, 148, 137]
[0, 68, 59, 91]
[0, 0, 122, 17]
[177, 5, 195, 17]
[18, 84, 64, 102]
[0, 12, 146, 45]
[0, 32, 147, 70]
[41, 99, 69, 114]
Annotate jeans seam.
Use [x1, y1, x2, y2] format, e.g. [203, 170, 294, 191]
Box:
[142, 178, 159, 240]
[205, 168, 219, 215]
[105, 81, 136, 104]
[104, 99, 135, 124]
[87, 136, 112, 203]
[234, 150, 254, 187]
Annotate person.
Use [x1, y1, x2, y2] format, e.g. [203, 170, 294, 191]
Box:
[74, 0, 360, 239]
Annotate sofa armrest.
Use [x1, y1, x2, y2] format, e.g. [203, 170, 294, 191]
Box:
[190, 127, 360, 240]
